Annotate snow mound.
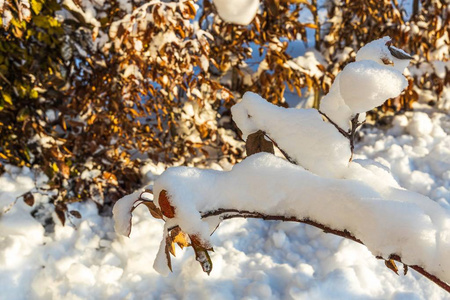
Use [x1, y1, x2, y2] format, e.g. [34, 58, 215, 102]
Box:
[112, 190, 145, 237]
[407, 112, 433, 137]
[318, 73, 354, 129]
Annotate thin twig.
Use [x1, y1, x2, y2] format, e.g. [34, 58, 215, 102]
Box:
[318, 110, 349, 138]
[199, 208, 450, 293]
[348, 114, 365, 162]
[349, 114, 359, 161]
[262, 133, 297, 165]
[0, 72, 11, 85]
[317, 110, 365, 162]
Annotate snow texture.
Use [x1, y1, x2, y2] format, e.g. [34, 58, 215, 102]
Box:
[213, 0, 259, 25]
[232, 92, 351, 178]
[286, 49, 326, 79]
[339, 60, 408, 113]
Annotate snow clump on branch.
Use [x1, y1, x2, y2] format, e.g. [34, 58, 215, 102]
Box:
[320, 36, 412, 130]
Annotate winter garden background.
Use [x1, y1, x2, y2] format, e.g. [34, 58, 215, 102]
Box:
[0, 0, 449, 299]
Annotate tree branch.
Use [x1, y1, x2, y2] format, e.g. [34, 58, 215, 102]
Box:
[200, 208, 450, 293]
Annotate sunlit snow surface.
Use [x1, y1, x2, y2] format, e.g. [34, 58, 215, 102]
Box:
[0, 103, 449, 299]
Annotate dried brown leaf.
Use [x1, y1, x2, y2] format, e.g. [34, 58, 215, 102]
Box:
[246, 130, 274, 156]
[385, 259, 399, 275]
[166, 234, 176, 256]
[165, 237, 173, 272]
[141, 200, 164, 220]
[58, 161, 70, 179]
[159, 190, 175, 218]
[23, 192, 35, 207]
[170, 227, 189, 250]
[189, 234, 213, 275]
[55, 204, 66, 226]
[69, 210, 82, 219]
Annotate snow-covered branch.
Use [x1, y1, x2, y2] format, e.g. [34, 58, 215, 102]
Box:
[112, 151, 450, 292]
[199, 209, 450, 293]
[112, 37, 450, 293]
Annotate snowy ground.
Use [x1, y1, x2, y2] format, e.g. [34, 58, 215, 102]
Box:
[0, 102, 449, 300]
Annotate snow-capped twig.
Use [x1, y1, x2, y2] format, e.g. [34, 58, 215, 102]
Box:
[200, 208, 450, 293]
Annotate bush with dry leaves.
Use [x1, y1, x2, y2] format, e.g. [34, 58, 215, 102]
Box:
[0, 0, 448, 221]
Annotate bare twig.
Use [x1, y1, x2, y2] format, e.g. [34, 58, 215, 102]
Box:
[311, 0, 321, 51]
[199, 208, 450, 293]
[0, 72, 11, 85]
[412, 0, 419, 19]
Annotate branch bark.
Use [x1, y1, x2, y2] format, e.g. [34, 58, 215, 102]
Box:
[348, 113, 365, 162]
[311, 0, 321, 51]
[200, 208, 450, 293]
[412, 0, 419, 19]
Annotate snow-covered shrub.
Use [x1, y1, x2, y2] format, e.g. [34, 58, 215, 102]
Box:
[113, 37, 450, 292]
[1, 0, 448, 224]
[0, 0, 328, 219]
[1, 0, 241, 218]
[198, 0, 328, 106]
